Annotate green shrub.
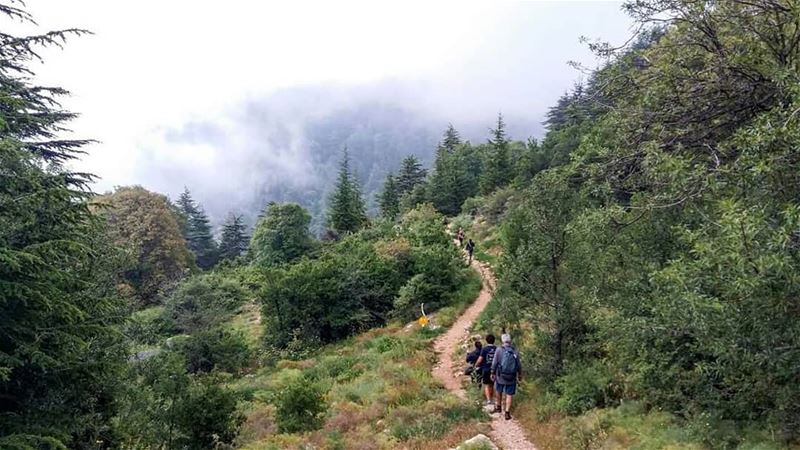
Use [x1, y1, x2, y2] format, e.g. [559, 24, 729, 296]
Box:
[179, 326, 252, 374]
[175, 377, 244, 449]
[480, 186, 516, 225]
[126, 306, 175, 345]
[166, 273, 249, 333]
[274, 376, 328, 433]
[555, 363, 613, 415]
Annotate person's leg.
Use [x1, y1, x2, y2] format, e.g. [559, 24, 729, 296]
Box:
[503, 383, 516, 419]
[482, 372, 493, 403]
[494, 382, 503, 412]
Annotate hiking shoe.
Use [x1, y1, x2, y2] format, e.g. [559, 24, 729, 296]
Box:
[493, 405, 502, 414]
[505, 411, 511, 420]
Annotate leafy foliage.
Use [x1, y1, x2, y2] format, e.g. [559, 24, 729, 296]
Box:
[260, 205, 466, 350]
[179, 326, 252, 374]
[251, 202, 315, 266]
[115, 352, 243, 449]
[275, 376, 328, 433]
[95, 186, 195, 304]
[165, 272, 249, 333]
[485, 1, 800, 443]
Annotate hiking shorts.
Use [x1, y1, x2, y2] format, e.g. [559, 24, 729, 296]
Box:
[495, 381, 517, 395]
[481, 370, 493, 385]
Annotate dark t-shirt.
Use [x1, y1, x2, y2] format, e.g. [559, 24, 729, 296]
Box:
[466, 348, 481, 364]
[479, 344, 496, 372]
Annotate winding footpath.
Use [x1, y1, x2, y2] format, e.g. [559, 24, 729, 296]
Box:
[432, 251, 538, 450]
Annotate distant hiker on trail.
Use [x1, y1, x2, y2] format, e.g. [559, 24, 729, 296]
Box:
[465, 338, 483, 385]
[465, 238, 475, 264]
[474, 334, 497, 405]
[491, 333, 522, 420]
[457, 228, 465, 247]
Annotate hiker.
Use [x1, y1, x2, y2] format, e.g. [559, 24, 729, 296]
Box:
[491, 333, 522, 420]
[474, 334, 497, 405]
[465, 339, 483, 385]
[466, 339, 482, 366]
[457, 228, 465, 247]
[465, 238, 475, 264]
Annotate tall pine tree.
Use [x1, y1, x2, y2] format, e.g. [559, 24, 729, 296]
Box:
[395, 154, 427, 196]
[218, 213, 249, 261]
[441, 123, 461, 153]
[327, 148, 367, 235]
[378, 173, 401, 219]
[429, 124, 475, 215]
[0, 4, 127, 446]
[177, 188, 218, 269]
[480, 113, 512, 195]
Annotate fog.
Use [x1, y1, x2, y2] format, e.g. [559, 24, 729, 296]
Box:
[24, 1, 635, 226]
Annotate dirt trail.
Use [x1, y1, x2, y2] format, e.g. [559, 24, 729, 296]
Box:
[432, 252, 538, 450]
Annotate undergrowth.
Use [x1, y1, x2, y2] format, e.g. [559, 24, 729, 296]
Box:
[233, 269, 486, 449]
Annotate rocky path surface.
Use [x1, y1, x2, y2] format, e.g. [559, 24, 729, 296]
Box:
[432, 251, 538, 450]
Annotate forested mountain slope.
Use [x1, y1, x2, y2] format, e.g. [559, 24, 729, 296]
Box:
[3, 0, 800, 449]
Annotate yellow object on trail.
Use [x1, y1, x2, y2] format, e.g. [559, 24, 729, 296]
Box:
[417, 303, 429, 327]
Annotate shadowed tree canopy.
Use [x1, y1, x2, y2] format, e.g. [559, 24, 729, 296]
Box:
[378, 173, 401, 220]
[176, 188, 219, 269]
[251, 202, 314, 266]
[0, 3, 128, 447]
[327, 149, 368, 235]
[395, 154, 427, 196]
[95, 186, 195, 304]
[218, 213, 249, 262]
[480, 113, 511, 195]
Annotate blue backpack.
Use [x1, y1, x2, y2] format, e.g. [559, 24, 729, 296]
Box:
[499, 347, 519, 376]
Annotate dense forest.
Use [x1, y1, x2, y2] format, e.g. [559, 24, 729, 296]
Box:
[2, 0, 800, 449]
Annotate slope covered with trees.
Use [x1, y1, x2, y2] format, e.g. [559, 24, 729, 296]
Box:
[4, 0, 800, 448]
[454, 1, 800, 447]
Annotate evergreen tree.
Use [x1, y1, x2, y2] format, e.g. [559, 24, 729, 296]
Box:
[480, 113, 512, 195]
[97, 186, 196, 304]
[327, 149, 368, 234]
[177, 188, 219, 269]
[429, 125, 472, 215]
[0, 4, 126, 446]
[395, 154, 427, 196]
[441, 123, 462, 153]
[218, 214, 249, 261]
[378, 173, 401, 220]
[251, 203, 314, 266]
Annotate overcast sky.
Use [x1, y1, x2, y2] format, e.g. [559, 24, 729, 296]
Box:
[20, 1, 634, 203]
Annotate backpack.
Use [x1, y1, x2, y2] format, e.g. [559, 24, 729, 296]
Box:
[499, 347, 519, 376]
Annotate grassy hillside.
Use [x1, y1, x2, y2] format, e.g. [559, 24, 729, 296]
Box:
[232, 272, 486, 449]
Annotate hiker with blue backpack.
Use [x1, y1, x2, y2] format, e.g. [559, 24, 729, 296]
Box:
[491, 333, 522, 420]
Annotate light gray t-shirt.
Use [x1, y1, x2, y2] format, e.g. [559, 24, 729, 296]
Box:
[491, 344, 521, 385]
